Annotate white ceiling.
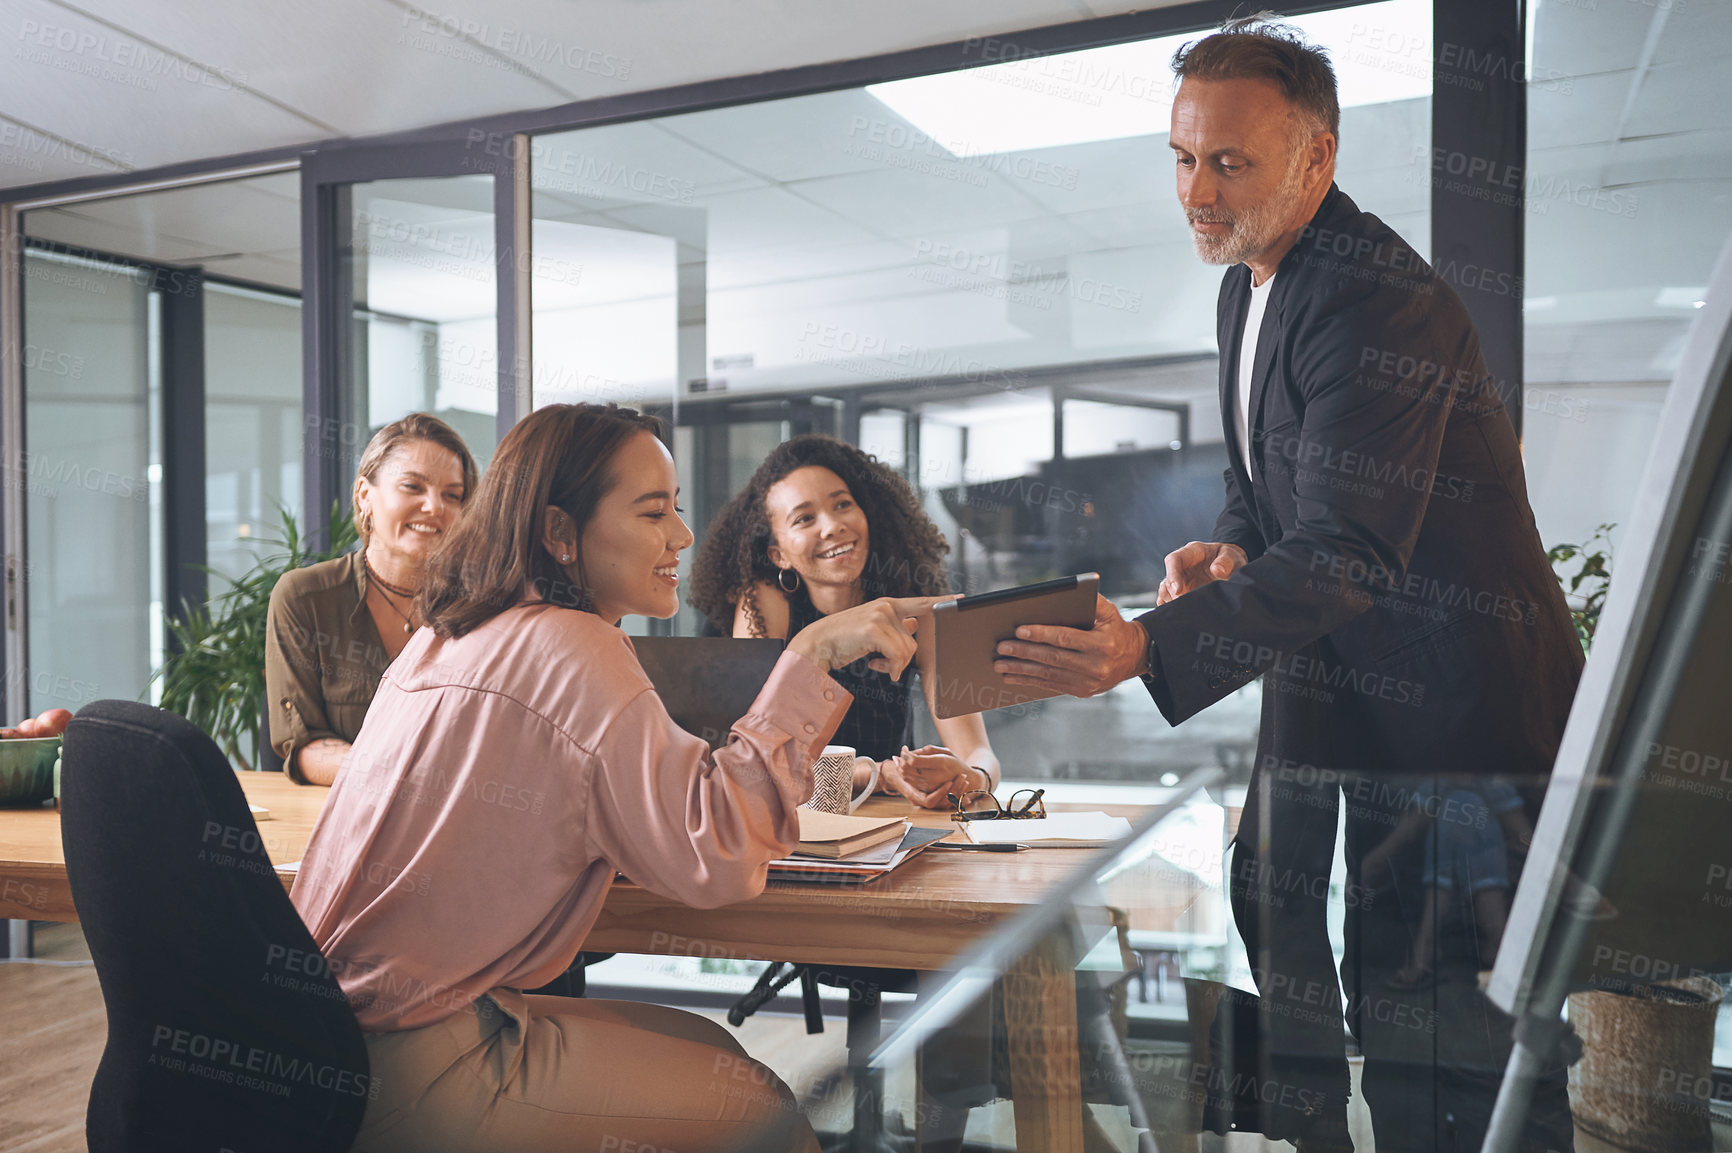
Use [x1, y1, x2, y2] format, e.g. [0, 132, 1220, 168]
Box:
[0, 0, 1177, 190]
[10, 0, 1732, 396]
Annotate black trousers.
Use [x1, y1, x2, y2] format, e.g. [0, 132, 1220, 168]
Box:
[1229, 763, 1576, 1153]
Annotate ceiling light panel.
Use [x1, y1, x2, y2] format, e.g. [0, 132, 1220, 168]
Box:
[867, 0, 1431, 157]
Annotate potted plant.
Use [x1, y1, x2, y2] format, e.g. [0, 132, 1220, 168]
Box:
[1546, 522, 1726, 1148]
[151, 503, 357, 771]
[1547, 522, 1615, 653]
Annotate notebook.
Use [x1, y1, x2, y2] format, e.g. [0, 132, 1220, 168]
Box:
[769, 825, 954, 883]
[792, 809, 909, 859]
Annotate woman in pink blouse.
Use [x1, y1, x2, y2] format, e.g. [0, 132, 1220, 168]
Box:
[290, 403, 922, 1153]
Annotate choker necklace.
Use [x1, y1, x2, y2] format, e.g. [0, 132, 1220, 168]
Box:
[365, 555, 418, 598]
[364, 556, 418, 634]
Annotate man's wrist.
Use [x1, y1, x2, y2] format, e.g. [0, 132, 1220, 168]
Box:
[1129, 617, 1153, 679]
[1132, 617, 1157, 683]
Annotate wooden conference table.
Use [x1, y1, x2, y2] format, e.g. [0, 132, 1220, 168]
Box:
[0, 771, 1172, 1151]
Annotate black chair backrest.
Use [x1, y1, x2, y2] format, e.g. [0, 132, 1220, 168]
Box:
[60, 700, 370, 1153]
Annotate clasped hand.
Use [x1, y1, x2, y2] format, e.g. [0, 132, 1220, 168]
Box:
[876, 744, 982, 809]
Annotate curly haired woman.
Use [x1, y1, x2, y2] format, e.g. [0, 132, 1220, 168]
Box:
[690, 434, 999, 808]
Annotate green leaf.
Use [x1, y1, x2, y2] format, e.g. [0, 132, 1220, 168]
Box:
[150, 501, 360, 770]
[1548, 524, 1616, 655]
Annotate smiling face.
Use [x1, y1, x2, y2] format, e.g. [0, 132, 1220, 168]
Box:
[1170, 76, 1332, 273]
[573, 431, 693, 624]
[763, 465, 871, 600]
[355, 438, 467, 568]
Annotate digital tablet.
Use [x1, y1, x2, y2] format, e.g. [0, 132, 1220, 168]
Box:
[923, 573, 1099, 719]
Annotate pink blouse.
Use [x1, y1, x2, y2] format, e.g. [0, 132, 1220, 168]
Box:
[290, 603, 850, 1031]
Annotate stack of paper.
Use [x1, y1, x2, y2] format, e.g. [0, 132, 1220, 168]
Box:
[771, 825, 953, 883]
[965, 811, 1133, 848]
[793, 809, 909, 859]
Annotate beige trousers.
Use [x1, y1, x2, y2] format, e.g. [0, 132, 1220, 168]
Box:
[355, 988, 821, 1153]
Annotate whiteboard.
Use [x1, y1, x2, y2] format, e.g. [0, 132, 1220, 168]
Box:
[1488, 234, 1732, 1017]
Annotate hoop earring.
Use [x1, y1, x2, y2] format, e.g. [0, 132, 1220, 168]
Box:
[778, 567, 801, 594]
[360, 508, 374, 539]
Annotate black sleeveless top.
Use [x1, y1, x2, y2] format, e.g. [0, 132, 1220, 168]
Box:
[785, 586, 912, 762]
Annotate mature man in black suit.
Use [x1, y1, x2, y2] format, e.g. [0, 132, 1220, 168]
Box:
[996, 17, 1582, 1153]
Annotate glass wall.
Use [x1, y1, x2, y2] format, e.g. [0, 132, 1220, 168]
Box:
[349, 175, 499, 470]
[17, 172, 305, 712]
[205, 283, 302, 586]
[1522, 0, 1732, 1072]
[21, 249, 160, 713]
[528, 0, 1434, 783]
[1522, 0, 1732, 554]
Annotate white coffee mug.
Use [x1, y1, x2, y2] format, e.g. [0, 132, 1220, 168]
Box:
[806, 745, 880, 814]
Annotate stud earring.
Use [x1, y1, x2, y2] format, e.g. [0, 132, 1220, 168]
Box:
[561, 553, 570, 564]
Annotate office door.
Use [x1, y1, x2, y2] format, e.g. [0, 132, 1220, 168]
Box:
[301, 136, 527, 543]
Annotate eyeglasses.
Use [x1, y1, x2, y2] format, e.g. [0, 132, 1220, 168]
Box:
[948, 788, 1046, 822]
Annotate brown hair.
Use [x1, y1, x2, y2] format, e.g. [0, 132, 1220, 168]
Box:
[687, 434, 950, 637]
[1172, 12, 1340, 142]
[417, 403, 664, 639]
[352, 413, 480, 541]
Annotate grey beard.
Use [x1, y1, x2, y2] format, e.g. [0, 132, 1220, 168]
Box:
[1188, 158, 1307, 267]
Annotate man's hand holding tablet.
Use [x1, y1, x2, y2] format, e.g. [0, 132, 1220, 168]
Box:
[993, 595, 1150, 699]
[920, 575, 1106, 718]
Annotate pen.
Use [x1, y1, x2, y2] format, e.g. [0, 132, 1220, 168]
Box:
[932, 841, 1029, 852]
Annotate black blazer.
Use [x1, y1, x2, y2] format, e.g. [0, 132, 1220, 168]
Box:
[1137, 185, 1581, 784]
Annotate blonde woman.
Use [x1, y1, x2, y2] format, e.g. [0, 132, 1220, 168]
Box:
[264, 413, 477, 785]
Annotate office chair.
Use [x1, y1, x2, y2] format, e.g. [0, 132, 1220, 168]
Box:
[60, 700, 370, 1153]
[731, 961, 919, 1148]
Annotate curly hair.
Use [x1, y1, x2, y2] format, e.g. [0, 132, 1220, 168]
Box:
[688, 435, 951, 637]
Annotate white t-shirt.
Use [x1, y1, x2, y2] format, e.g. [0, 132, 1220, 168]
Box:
[1236, 271, 1278, 475]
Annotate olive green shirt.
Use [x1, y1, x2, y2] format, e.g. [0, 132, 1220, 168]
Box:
[264, 551, 391, 783]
